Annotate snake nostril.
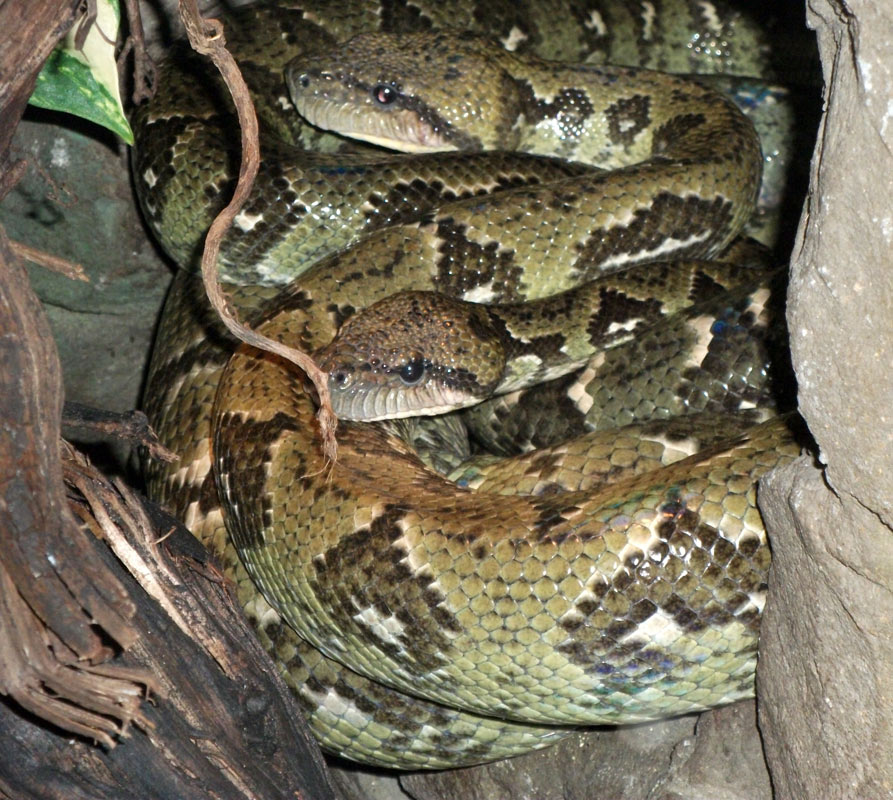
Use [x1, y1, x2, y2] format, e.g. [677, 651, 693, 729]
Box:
[298, 74, 310, 88]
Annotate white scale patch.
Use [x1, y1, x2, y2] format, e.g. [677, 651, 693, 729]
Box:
[392, 516, 437, 581]
[321, 687, 374, 727]
[234, 209, 265, 232]
[173, 445, 212, 498]
[615, 516, 663, 565]
[645, 432, 702, 462]
[584, 10, 608, 36]
[640, 1, 656, 41]
[604, 230, 711, 270]
[499, 353, 546, 392]
[252, 256, 295, 284]
[697, 1, 723, 36]
[352, 603, 408, 648]
[606, 317, 642, 336]
[565, 355, 604, 415]
[142, 167, 158, 189]
[621, 607, 685, 648]
[744, 286, 770, 319]
[746, 587, 766, 613]
[462, 281, 498, 303]
[501, 25, 528, 51]
[243, 592, 281, 630]
[687, 312, 715, 366]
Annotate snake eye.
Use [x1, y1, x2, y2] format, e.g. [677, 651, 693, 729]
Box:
[398, 358, 425, 385]
[330, 369, 353, 390]
[372, 84, 398, 105]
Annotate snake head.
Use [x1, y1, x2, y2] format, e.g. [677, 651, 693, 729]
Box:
[285, 31, 523, 153]
[314, 291, 506, 421]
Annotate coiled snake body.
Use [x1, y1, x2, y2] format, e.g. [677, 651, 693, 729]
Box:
[139, 1, 800, 769]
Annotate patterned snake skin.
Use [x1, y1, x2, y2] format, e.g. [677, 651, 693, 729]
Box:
[138, 1, 802, 769]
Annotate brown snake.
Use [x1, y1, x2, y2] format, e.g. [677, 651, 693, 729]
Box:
[139, 1, 802, 769]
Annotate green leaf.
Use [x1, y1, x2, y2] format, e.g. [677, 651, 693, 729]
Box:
[30, 0, 133, 144]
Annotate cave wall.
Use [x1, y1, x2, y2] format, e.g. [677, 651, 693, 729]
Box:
[757, 1, 893, 797]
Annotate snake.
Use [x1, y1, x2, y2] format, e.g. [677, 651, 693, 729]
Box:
[137, 0, 804, 770]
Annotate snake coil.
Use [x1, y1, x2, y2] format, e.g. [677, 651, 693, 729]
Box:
[139, 0, 800, 769]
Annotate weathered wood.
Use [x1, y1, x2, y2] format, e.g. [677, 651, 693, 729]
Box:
[0, 450, 337, 799]
[0, 1, 337, 796]
[0, 0, 82, 196]
[0, 0, 150, 749]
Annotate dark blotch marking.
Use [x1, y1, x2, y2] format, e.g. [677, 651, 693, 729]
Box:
[378, 0, 434, 32]
[434, 217, 525, 302]
[576, 192, 734, 268]
[523, 449, 563, 478]
[309, 504, 459, 673]
[365, 178, 459, 228]
[586, 287, 663, 347]
[530, 495, 580, 534]
[215, 411, 301, 550]
[689, 268, 734, 304]
[327, 302, 356, 332]
[604, 94, 651, 146]
[515, 80, 596, 142]
[652, 112, 707, 154]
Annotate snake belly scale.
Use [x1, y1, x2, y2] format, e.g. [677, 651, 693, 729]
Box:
[139, 1, 799, 769]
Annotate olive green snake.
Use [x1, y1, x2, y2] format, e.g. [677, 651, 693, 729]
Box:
[137, 1, 803, 770]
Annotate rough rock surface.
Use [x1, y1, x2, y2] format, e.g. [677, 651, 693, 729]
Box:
[756, 1, 893, 797]
[400, 705, 771, 800]
[0, 114, 170, 471]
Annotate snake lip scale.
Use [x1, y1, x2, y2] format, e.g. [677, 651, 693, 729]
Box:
[140, 1, 802, 770]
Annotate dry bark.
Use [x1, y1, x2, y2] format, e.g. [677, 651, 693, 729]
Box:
[0, 0, 146, 737]
[0, 1, 336, 797]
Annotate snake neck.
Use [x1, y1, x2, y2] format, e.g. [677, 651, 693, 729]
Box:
[315, 260, 778, 421]
[287, 30, 761, 171]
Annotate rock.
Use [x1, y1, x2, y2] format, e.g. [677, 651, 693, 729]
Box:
[652, 702, 772, 800]
[399, 718, 699, 800]
[0, 113, 171, 470]
[754, 0, 893, 797]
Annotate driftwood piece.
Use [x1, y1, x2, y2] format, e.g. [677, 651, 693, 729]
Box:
[1, 448, 337, 799]
[0, 1, 337, 797]
[0, 0, 151, 753]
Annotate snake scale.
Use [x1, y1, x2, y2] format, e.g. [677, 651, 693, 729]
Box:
[138, 0, 803, 769]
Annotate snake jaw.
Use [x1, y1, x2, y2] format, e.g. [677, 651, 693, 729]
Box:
[330, 109, 455, 153]
[325, 374, 479, 422]
[318, 343, 484, 421]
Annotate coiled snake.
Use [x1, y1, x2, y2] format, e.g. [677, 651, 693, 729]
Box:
[138, 1, 802, 769]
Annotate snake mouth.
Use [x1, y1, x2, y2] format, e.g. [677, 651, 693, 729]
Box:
[293, 95, 455, 153]
[327, 379, 473, 422]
